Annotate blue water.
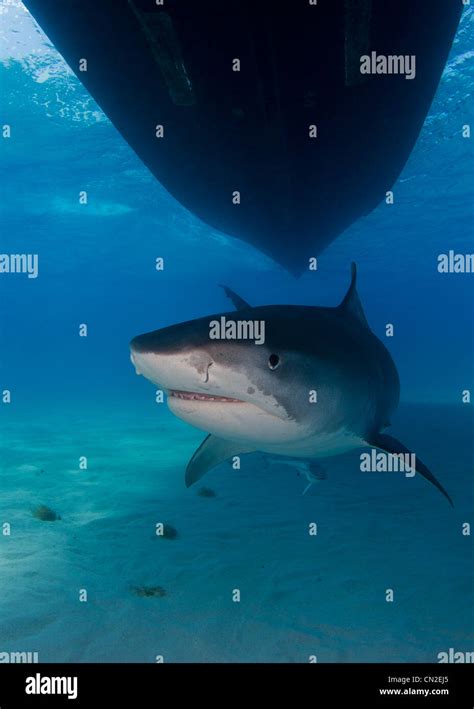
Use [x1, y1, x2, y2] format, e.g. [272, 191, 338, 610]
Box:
[0, 1, 473, 662]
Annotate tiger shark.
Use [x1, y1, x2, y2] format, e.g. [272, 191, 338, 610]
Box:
[130, 264, 452, 505]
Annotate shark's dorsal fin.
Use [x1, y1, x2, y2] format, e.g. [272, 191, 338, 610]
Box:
[219, 285, 250, 311]
[339, 262, 369, 328]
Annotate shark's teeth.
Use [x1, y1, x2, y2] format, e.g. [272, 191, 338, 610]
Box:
[169, 390, 242, 403]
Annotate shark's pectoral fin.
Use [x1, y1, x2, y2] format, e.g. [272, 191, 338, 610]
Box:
[368, 433, 453, 507]
[185, 435, 254, 487]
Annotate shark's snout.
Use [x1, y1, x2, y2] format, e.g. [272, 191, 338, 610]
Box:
[129, 336, 143, 354]
[129, 335, 149, 376]
[130, 332, 156, 378]
[129, 326, 215, 390]
[130, 332, 165, 355]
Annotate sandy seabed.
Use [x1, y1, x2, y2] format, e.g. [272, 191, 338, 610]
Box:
[0, 402, 472, 662]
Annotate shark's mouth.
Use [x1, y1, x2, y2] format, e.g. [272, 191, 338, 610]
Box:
[169, 390, 243, 403]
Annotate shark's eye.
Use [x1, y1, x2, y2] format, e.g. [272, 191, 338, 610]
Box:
[268, 354, 280, 370]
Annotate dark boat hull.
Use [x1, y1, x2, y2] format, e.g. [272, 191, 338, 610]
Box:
[23, 0, 462, 274]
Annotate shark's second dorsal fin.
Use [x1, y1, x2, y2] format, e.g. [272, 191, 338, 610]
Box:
[219, 285, 251, 311]
[339, 262, 369, 328]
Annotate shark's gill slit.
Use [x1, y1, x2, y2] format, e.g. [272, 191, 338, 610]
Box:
[203, 361, 213, 383]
